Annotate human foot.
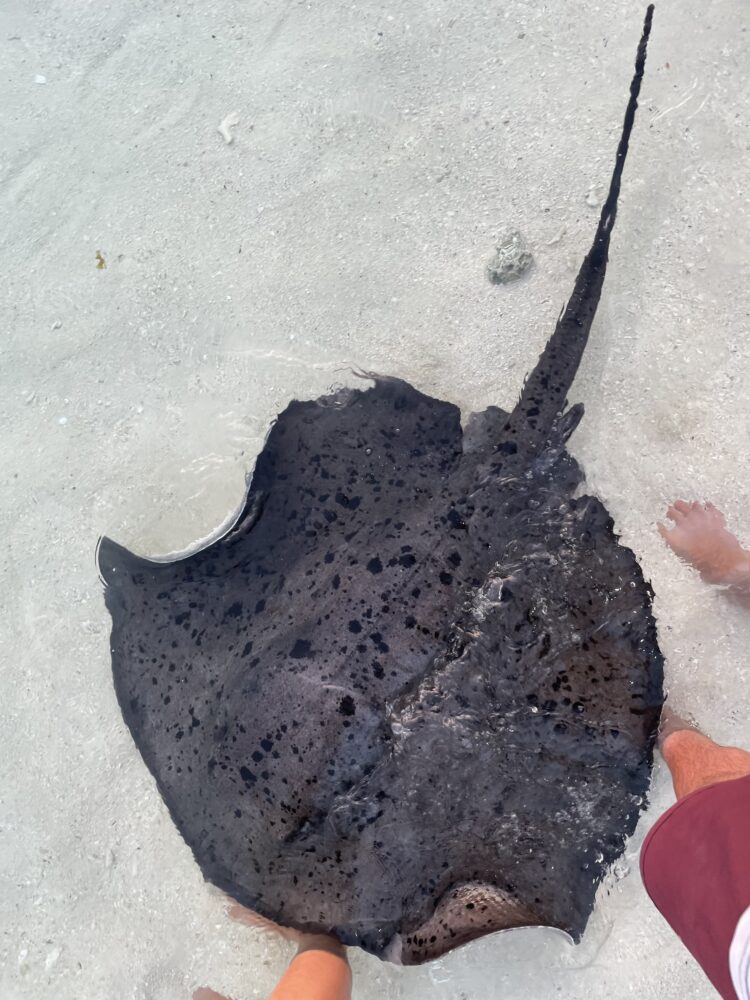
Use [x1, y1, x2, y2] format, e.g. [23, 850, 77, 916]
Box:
[194, 904, 346, 1000]
[657, 705, 701, 747]
[658, 501, 750, 588]
[225, 901, 296, 940]
[225, 902, 343, 955]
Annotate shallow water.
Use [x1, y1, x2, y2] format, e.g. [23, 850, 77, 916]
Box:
[1, 0, 749, 997]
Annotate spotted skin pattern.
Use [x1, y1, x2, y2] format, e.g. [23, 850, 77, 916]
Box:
[99, 8, 661, 965]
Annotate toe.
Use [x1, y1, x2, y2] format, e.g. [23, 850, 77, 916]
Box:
[705, 502, 726, 524]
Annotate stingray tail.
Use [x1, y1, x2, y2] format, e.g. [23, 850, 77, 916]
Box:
[502, 5, 654, 454]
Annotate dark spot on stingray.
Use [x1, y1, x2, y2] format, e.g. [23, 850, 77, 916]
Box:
[446, 508, 467, 530]
[369, 632, 389, 653]
[336, 492, 361, 510]
[99, 8, 662, 970]
[289, 639, 312, 659]
[348, 620, 362, 634]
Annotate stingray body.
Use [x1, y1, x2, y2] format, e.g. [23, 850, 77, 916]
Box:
[100, 8, 662, 964]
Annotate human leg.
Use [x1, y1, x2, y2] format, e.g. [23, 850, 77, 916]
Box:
[662, 727, 750, 800]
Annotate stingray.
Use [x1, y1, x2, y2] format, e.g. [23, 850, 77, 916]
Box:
[99, 7, 663, 965]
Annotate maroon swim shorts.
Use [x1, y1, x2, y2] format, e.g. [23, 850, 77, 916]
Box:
[640, 774, 750, 999]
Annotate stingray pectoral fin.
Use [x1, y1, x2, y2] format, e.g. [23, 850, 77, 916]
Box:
[220, 489, 266, 548]
[97, 535, 174, 596]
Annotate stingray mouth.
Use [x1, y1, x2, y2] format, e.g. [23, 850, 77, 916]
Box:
[392, 881, 546, 965]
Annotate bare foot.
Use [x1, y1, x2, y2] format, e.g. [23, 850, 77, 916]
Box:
[657, 705, 701, 747]
[658, 501, 750, 588]
[225, 900, 345, 957]
[194, 901, 346, 998]
[192, 904, 296, 1000]
[225, 901, 299, 942]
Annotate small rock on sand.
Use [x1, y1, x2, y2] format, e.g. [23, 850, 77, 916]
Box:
[487, 230, 534, 284]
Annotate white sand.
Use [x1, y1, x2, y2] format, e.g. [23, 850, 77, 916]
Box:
[1, 0, 749, 997]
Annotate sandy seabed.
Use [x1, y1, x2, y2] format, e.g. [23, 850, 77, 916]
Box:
[1, 0, 749, 997]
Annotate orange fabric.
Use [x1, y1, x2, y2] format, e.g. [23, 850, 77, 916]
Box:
[662, 729, 750, 800]
[269, 949, 352, 1000]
